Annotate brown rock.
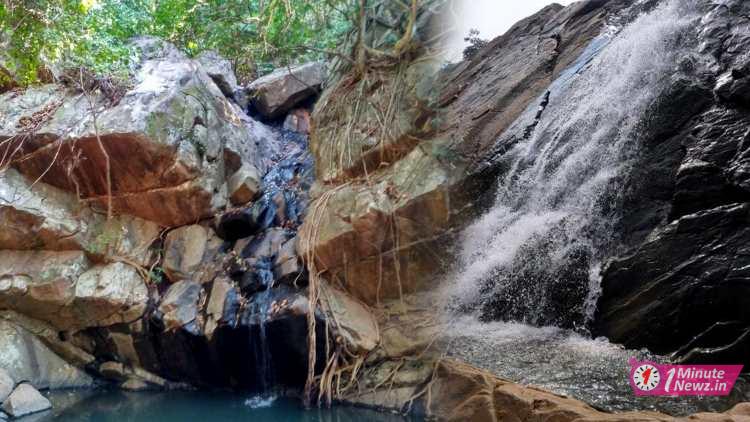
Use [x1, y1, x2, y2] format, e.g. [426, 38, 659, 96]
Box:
[99, 361, 127, 381]
[0, 255, 147, 331]
[0, 251, 89, 328]
[0, 39, 261, 226]
[0, 170, 159, 265]
[282, 108, 311, 134]
[319, 282, 379, 353]
[163, 225, 223, 283]
[227, 164, 261, 206]
[300, 0, 629, 306]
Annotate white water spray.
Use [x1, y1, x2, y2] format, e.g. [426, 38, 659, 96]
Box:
[447, 0, 697, 328]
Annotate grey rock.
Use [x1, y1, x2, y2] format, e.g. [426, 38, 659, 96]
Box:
[0, 39, 258, 226]
[0, 368, 13, 404]
[195, 50, 240, 99]
[0, 320, 92, 389]
[158, 280, 202, 334]
[1, 383, 52, 418]
[246, 62, 326, 118]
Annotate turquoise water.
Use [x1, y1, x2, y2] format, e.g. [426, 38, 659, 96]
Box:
[31, 391, 413, 422]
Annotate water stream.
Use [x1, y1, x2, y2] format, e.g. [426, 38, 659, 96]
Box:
[442, 0, 750, 415]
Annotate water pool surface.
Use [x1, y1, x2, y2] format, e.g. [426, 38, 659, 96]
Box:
[29, 391, 411, 422]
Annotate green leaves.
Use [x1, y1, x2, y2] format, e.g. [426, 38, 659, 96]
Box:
[0, 0, 355, 87]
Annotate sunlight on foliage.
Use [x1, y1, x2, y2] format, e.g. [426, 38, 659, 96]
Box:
[0, 0, 356, 85]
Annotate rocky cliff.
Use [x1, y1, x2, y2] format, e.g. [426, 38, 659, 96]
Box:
[2, 0, 750, 421]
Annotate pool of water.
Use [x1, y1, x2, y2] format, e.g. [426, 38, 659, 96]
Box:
[25, 391, 411, 422]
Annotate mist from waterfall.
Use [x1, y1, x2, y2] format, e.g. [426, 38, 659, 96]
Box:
[447, 0, 698, 329]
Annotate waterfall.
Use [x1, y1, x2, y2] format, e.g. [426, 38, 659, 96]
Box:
[447, 0, 698, 330]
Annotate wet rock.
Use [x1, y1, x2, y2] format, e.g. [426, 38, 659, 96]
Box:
[246, 62, 325, 119]
[0, 319, 92, 389]
[195, 50, 240, 100]
[0, 38, 258, 226]
[215, 208, 262, 241]
[282, 108, 311, 134]
[595, 203, 750, 366]
[1, 383, 51, 418]
[158, 280, 202, 334]
[120, 379, 150, 391]
[227, 164, 261, 206]
[163, 225, 224, 283]
[420, 360, 672, 422]
[0, 369, 12, 404]
[99, 361, 127, 381]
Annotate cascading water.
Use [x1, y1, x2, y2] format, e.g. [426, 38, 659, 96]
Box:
[449, 0, 695, 329]
[443, 0, 748, 414]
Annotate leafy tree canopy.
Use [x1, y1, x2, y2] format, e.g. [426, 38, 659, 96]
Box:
[0, 0, 356, 86]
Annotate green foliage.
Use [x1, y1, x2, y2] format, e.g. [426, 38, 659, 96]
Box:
[148, 266, 165, 284]
[0, 0, 356, 86]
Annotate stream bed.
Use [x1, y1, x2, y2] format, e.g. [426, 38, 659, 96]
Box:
[444, 316, 750, 416]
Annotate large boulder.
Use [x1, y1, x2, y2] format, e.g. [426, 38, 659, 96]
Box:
[0, 37, 261, 226]
[0, 252, 148, 330]
[0, 319, 92, 389]
[195, 50, 240, 100]
[71, 262, 148, 327]
[246, 62, 326, 119]
[319, 282, 379, 353]
[595, 203, 750, 365]
[1, 383, 51, 418]
[0, 170, 159, 264]
[158, 280, 202, 333]
[162, 225, 224, 283]
[345, 358, 750, 421]
[0, 251, 90, 328]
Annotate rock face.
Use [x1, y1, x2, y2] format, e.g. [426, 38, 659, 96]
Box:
[1, 383, 52, 418]
[299, 0, 628, 305]
[593, 0, 750, 366]
[245, 62, 325, 119]
[0, 252, 147, 331]
[0, 170, 159, 264]
[0, 319, 92, 389]
[0, 370, 12, 404]
[0, 37, 261, 226]
[162, 224, 224, 283]
[195, 50, 240, 100]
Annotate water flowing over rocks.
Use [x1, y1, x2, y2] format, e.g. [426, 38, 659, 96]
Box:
[593, 0, 750, 369]
[3, 0, 750, 419]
